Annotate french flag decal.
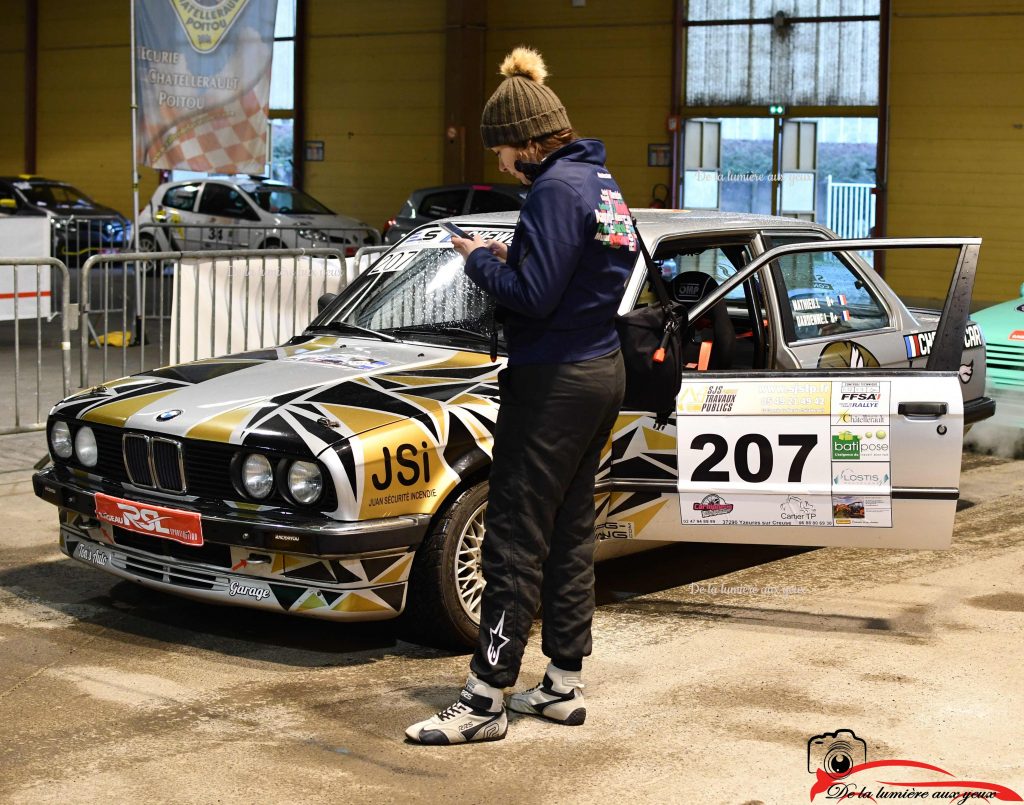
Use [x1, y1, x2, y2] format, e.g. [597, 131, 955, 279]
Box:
[838, 294, 848, 305]
[905, 333, 922, 358]
[842, 310, 852, 322]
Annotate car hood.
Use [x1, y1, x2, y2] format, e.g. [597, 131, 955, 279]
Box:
[56, 336, 501, 452]
[971, 297, 1024, 342]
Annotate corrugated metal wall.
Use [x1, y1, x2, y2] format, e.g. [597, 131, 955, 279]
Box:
[0, 0, 26, 175]
[885, 0, 1024, 305]
[303, 0, 446, 232]
[484, 0, 673, 210]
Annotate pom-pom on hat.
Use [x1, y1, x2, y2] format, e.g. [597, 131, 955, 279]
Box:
[480, 47, 572, 148]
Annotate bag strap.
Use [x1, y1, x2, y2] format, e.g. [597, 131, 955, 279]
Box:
[633, 218, 673, 311]
[632, 218, 683, 364]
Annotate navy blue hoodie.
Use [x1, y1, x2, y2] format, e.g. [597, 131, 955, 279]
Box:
[464, 138, 638, 366]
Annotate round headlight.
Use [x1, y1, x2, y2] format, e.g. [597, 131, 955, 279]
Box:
[75, 426, 98, 467]
[287, 461, 323, 505]
[50, 421, 73, 459]
[242, 453, 274, 499]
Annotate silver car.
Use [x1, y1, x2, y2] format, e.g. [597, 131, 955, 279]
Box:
[33, 209, 991, 647]
[137, 177, 380, 257]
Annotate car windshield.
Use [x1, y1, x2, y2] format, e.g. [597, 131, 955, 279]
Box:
[18, 182, 95, 210]
[249, 186, 333, 215]
[315, 227, 510, 350]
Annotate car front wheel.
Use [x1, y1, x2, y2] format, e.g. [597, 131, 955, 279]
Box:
[404, 481, 487, 648]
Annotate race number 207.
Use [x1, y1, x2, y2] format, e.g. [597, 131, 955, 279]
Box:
[688, 433, 818, 484]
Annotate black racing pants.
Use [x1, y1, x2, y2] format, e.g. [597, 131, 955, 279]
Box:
[470, 349, 626, 689]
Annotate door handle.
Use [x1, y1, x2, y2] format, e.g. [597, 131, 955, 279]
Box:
[898, 401, 948, 418]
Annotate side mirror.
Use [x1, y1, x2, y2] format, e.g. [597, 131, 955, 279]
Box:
[317, 292, 337, 313]
[0, 198, 17, 210]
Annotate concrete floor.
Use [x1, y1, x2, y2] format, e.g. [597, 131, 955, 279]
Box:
[0, 440, 1022, 804]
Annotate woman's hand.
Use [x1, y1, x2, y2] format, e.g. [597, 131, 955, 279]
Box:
[485, 240, 508, 261]
[451, 233, 488, 260]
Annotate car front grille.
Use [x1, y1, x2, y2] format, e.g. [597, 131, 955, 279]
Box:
[987, 342, 1024, 384]
[122, 434, 185, 493]
[85, 422, 337, 509]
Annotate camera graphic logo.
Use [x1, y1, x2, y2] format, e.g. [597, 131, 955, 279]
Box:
[807, 729, 867, 778]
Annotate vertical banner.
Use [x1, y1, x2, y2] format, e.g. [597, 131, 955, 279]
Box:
[135, 0, 279, 174]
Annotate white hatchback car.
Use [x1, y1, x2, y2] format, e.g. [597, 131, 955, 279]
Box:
[138, 177, 380, 257]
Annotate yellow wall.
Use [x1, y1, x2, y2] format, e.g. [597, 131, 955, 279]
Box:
[35, 0, 158, 217]
[484, 0, 673, 209]
[0, 0, 26, 175]
[303, 0, 446, 230]
[886, 0, 1024, 305]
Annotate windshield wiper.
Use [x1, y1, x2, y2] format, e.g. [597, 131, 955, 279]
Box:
[387, 325, 499, 345]
[306, 321, 398, 342]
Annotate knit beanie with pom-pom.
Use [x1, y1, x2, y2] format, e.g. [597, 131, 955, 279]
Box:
[480, 47, 572, 148]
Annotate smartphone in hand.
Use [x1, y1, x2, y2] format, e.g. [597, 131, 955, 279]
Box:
[440, 221, 472, 239]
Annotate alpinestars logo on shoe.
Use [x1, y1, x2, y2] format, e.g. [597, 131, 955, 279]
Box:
[487, 611, 510, 666]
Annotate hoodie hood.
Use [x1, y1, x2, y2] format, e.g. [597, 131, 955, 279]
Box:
[515, 138, 608, 183]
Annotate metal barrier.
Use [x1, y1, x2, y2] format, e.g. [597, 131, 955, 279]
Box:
[78, 247, 355, 387]
[0, 258, 72, 434]
[139, 221, 381, 258]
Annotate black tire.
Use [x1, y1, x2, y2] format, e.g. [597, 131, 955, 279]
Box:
[259, 237, 284, 251]
[403, 481, 488, 649]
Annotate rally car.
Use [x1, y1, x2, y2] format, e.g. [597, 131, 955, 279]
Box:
[33, 210, 991, 647]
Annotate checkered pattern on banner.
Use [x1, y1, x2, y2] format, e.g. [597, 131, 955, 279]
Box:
[143, 67, 270, 175]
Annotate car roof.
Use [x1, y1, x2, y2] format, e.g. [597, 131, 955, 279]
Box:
[0, 176, 67, 185]
[453, 208, 836, 240]
[412, 183, 525, 197]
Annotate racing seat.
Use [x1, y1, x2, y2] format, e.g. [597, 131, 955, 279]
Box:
[668, 271, 735, 371]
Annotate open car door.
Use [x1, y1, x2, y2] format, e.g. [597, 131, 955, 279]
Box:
[669, 237, 981, 549]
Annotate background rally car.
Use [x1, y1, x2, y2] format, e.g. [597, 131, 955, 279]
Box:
[33, 210, 991, 647]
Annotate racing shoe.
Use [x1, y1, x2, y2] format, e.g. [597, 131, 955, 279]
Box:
[508, 663, 586, 726]
[405, 674, 507, 745]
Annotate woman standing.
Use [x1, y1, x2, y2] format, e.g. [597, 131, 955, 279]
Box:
[406, 46, 637, 745]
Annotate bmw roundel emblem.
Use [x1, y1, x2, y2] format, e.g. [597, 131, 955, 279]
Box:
[156, 409, 182, 422]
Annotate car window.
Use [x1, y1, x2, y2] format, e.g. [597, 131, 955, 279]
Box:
[198, 183, 253, 219]
[770, 236, 889, 341]
[633, 237, 767, 371]
[655, 246, 749, 303]
[250, 187, 332, 215]
[19, 182, 93, 210]
[468, 189, 522, 214]
[417, 189, 468, 220]
[162, 184, 199, 212]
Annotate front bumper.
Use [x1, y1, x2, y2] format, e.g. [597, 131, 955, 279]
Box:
[34, 468, 431, 622]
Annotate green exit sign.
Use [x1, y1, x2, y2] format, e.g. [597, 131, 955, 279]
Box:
[769, 104, 786, 115]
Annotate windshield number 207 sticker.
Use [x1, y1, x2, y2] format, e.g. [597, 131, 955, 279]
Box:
[367, 250, 417, 275]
